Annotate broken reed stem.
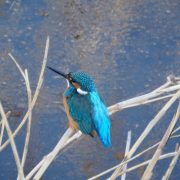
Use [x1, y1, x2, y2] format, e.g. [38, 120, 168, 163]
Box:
[0, 103, 25, 179]
[109, 90, 180, 180]
[162, 144, 180, 180]
[141, 100, 180, 180]
[121, 130, 131, 180]
[0, 36, 50, 152]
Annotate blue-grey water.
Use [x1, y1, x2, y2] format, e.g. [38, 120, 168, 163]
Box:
[0, 0, 179, 179]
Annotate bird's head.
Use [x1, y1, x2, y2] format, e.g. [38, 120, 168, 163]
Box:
[47, 66, 96, 95]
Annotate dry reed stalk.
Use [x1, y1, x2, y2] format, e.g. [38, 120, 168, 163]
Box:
[0, 119, 4, 146]
[162, 144, 180, 180]
[121, 130, 131, 180]
[21, 69, 32, 168]
[109, 90, 180, 180]
[0, 103, 25, 179]
[0, 36, 50, 152]
[18, 70, 32, 180]
[141, 101, 180, 180]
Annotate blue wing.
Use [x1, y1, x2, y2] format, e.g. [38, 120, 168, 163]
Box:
[90, 91, 111, 147]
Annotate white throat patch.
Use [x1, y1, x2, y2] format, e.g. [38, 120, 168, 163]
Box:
[66, 79, 70, 88]
[77, 88, 88, 95]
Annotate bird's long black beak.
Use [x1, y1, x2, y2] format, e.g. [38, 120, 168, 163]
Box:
[47, 66, 68, 79]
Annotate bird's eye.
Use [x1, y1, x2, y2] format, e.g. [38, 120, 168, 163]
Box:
[68, 76, 75, 83]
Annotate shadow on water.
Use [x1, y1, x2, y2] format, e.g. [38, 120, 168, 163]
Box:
[0, 0, 179, 179]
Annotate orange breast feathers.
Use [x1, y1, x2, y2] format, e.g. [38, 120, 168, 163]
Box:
[63, 96, 79, 131]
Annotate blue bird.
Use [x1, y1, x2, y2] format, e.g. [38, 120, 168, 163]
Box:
[47, 66, 111, 148]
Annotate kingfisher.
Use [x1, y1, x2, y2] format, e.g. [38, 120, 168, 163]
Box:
[47, 66, 111, 148]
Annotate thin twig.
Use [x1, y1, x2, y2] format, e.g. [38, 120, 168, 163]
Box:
[121, 131, 131, 180]
[21, 69, 32, 168]
[162, 144, 180, 180]
[172, 126, 180, 134]
[0, 119, 4, 146]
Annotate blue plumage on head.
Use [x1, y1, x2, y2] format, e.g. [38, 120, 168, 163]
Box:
[70, 71, 96, 92]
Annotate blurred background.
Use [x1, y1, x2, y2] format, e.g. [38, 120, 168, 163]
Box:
[0, 0, 179, 179]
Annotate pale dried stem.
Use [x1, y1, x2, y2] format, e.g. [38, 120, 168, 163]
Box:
[109, 90, 180, 180]
[0, 103, 25, 179]
[121, 130, 131, 180]
[21, 69, 32, 168]
[162, 144, 180, 180]
[171, 134, 180, 138]
[0, 119, 4, 146]
[123, 94, 174, 109]
[172, 126, 180, 134]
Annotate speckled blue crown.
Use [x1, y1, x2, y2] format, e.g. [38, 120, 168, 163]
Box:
[71, 71, 96, 92]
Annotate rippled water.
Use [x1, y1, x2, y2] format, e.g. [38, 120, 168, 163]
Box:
[0, 0, 179, 179]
